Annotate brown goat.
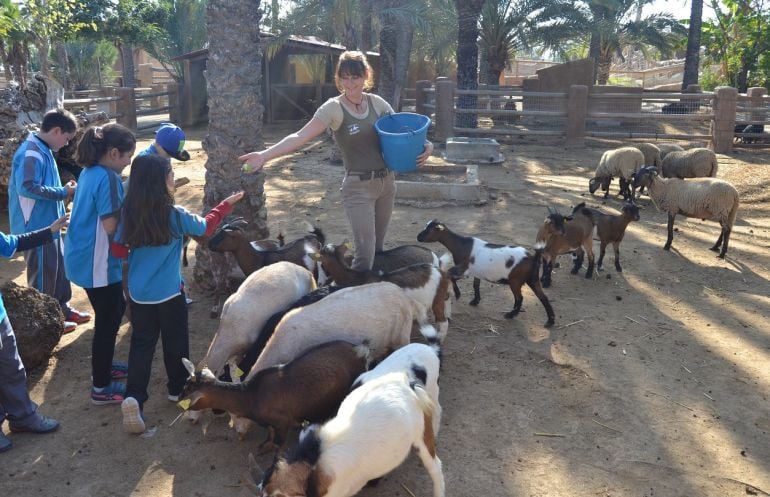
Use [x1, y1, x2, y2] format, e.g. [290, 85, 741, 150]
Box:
[313, 242, 452, 339]
[185, 218, 284, 268]
[535, 204, 595, 288]
[207, 220, 324, 278]
[580, 202, 640, 272]
[180, 341, 370, 449]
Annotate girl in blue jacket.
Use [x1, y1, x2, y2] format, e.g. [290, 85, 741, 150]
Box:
[111, 154, 243, 434]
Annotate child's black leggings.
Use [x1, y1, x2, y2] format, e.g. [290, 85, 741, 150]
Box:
[125, 294, 189, 408]
[85, 282, 126, 388]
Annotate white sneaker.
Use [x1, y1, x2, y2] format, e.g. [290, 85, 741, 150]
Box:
[121, 397, 146, 434]
[167, 394, 180, 402]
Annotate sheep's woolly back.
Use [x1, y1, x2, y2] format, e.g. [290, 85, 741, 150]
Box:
[648, 176, 739, 227]
[661, 148, 718, 178]
[656, 143, 684, 159]
[595, 147, 645, 179]
[632, 143, 662, 168]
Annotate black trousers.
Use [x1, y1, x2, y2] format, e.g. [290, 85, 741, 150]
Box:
[85, 283, 126, 388]
[126, 294, 189, 408]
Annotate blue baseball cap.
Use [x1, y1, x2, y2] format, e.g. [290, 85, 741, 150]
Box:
[155, 123, 190, 161]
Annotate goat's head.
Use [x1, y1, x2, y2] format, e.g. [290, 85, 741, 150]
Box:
[313, 242, 352, 285]
[417, 219, 446, 243]
[631, 165, 656, 189]
[622, 202, 641, 221]
[588, 176, 611, 194]
[541, 206, 570, 237]
[208, 220, 248, 252]
[179, 357, 217, 410]
[251, 427, 323, 497]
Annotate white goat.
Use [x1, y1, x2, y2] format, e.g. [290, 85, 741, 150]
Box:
[250, 371, 445, 497]
[201, 261, 316, 377]
[352, 343, 441, 435]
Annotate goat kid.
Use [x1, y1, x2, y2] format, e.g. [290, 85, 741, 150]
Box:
[580, 202, 640, 272]
[180, 341, 370, 446]
[208, 219, 325, 280]
[417, 220, 555, 327]
[248, 372, 444, 497]
[314, 242, 452, 340]
[535, 204, 595, 288]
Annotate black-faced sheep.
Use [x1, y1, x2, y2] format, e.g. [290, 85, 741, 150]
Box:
[417, 220, 555, 327]
[660, 148, 718, 179]
[535, 204, 595, 287]
[656, 143, 685, 160]
[579, 202, 641, 272]
[632, 165, 739, 258]
[588, 147, 645, 202]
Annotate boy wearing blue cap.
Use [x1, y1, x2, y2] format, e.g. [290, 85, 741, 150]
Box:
[138, 123, 190, 162]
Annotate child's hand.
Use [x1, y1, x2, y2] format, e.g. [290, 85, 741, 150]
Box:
[223, 191, 245, 206]
[50, 214, 69, 233]
[64, 180, 77, 196]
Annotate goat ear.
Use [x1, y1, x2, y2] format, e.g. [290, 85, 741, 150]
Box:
[200, 368, 217, 381]
[182, 357, 195, 377]
[544, 218, 551, 224]
[343, 240, 353, 250]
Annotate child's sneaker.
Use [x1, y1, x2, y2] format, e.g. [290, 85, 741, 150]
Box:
[91, 381, 126, 405]
[121, 397, 146, 434]
[110, 361, 128, 380]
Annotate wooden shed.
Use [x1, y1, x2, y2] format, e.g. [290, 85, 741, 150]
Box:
[173, 34, 379, 125]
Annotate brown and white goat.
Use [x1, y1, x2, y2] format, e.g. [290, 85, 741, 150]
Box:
[535, 204, 595, 288]
[417, 220, 555, 327]
[580, 202, 640, 272]
[248, 371, 444, 497]
[180, 341, 369, 447]
[208, 220, 324, 279]
[314, 242, 451, 339]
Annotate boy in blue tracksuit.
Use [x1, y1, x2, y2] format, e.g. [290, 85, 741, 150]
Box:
[0, 215, 68, 452]
[9, 109, 91, 333]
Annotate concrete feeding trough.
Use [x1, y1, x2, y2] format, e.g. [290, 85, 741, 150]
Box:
[443, 137, 504, 164]
[395, 164, 484, 206]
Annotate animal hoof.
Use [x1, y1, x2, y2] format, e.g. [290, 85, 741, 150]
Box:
[663, 245, 671, 251]
[709, 246, 720, 252]
[469, 299, 480, 306]
[504, 311, 518, 319]
[615, 266, 622, 272]
[717, 253, 726, 259]
[544, 320, 555, 328]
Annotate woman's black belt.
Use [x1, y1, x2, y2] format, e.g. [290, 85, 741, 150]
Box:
[346, 169, 390, 180]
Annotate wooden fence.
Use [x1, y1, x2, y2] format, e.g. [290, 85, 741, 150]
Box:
[62, 83, 181, 133]
[413, 78, 770, 152]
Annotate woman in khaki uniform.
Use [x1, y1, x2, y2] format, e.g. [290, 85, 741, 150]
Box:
[240, 51, 433, 271]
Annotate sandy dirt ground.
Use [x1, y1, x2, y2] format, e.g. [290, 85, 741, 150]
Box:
[1, 125, 769, 497]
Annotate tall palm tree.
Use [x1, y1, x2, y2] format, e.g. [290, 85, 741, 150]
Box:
[454, 0, 485, 128]
[682, 0, 704, 89]
[194, 0, 268, 297]
[534, 0, 686, 84]
[378, 1, 422, 107]
[479, 0, 531, 85]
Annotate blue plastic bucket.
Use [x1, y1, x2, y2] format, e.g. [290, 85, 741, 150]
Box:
[374, 112, 430, 172]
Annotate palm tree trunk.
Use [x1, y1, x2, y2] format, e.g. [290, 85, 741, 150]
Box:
[597, 51, 612, 85]
[54, 42, 71, 90]
[681, 0, 703, 89]
[455, 0, 485, 129]
[589, 32, 601, 84]
[118, 42, 137, 87]
[378, 5, 415, 108]
[194, 0, 268, 298]
[35, 39, 51, 77]
[0, 41, 13, 82]
[361, 0, 373, 53]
